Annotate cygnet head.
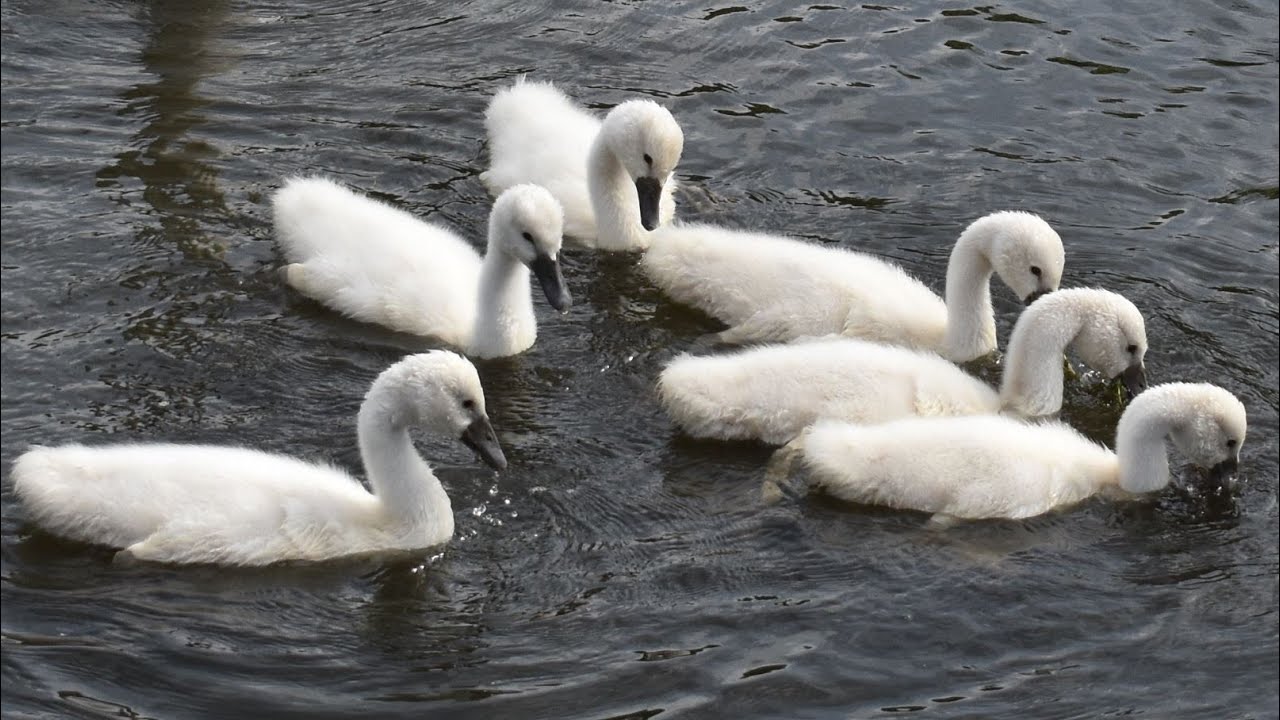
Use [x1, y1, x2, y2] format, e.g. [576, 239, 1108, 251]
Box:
[1056, 288, 1149, 397]
[370, 351, 507, 470]
[1001, 288, 1149, 418]
[1168, 384, 1247, 481]
[490, 184, 572, 312]
[1118, 383, 1247, 492]
[977, 211, 1065, 304]
[601, 100, 684, 231]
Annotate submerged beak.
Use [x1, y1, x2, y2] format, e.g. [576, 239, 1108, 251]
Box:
[635, 176, 662, 231]
[1118, 362, 1148, 400]
[530, 253, 573, 313]
[460, 416, 507, 470]
[1024, 288, 1052, 306]
[1208, 456, 1239, 485]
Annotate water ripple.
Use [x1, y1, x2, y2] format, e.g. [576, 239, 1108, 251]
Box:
[2, 0, 1276, 717]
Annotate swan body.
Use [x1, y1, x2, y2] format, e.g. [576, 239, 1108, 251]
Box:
[642, 211, 1064, 361]
[659, 339, 999, 445]
[658, 288, 1148, 444]
[482, 79, 683, 250]
[11, 352, 508, 566]
[800, 383, 1247, 521]
[273, 177, 571, 359]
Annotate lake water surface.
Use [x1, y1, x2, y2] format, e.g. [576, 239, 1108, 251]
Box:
[2, 1, 1277, 718]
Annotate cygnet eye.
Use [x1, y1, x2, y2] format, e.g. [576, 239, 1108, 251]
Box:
[1030, 266, 1042, 277]
[1226, 439, 1237, 449]
[461, 399, 475, 410]
[1126, 344, 1138, 354]
[643, 153, 653, 166]
[521, 231, 534, 244]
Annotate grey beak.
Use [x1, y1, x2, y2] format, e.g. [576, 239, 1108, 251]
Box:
[1208, 456, 1239, 484]
[460, 416, 507, 470]
[530, 253, 572, 313]
[1119, 362, 1148, 400]
[1024, 288, 1052, 306]
[635, 176, 663, 231]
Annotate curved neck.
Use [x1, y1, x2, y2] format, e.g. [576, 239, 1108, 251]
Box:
[1114, 393, 1175, 493]
[942, 227, 998, 362]
[588, 135, 648, 251]
[356, 387, 453, 532]
[471, 243, 534, 358]
[999, 300, 1080, 417]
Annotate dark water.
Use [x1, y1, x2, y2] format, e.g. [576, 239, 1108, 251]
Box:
[2, 0, 1277, 717]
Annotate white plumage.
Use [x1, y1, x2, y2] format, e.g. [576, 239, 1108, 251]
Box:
[658, 288, 1149, 444]
[659, 339, 998, 445]
[482, 79, 683, 251]
[11, 351, 508, 566]
[800, 383, 1247, 522]
[1000, 287, 1148, 417]
[273, 177, 572, 359]
[642, 211, 1065, 361]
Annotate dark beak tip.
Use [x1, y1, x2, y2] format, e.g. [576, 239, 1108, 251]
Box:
[486, 453, 509, 471]
[548, 291, 572, 313]
[1024, 289, 1050, 306]
[551, 289, 573, 313]
[532, 254, 572, 313]
[635, 177, 662, 231]
[1208, 458, 1239, 485]
[462, 417, 507, 471]
[1119, 364, 1148, 400]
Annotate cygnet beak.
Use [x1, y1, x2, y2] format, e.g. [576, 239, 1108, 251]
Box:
[1118, 362, 1148, 400]
[635, 176, 662, 231]
[1024, 288, 1052, 306]
[460, 416, 507, 470]
[530, 252, 573, 313]
[1208, 456, 1239, 485]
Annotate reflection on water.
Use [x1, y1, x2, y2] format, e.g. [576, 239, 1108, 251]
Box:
[84, 1, 259, 434]
[97, 0, 235, 259]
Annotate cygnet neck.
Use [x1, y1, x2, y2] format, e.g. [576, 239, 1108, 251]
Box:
[1114, 388, 1177, 493]
[942, 220, 1000, 362]
[998, 294, 1084, 417]
[472, 229, 534, 358]
[587, 128, 648, 251]
[356, 373, 452, 529]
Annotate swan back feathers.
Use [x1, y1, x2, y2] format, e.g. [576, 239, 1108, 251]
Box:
[658, 339, 999, 444]
[801, 414, 1117, 520]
